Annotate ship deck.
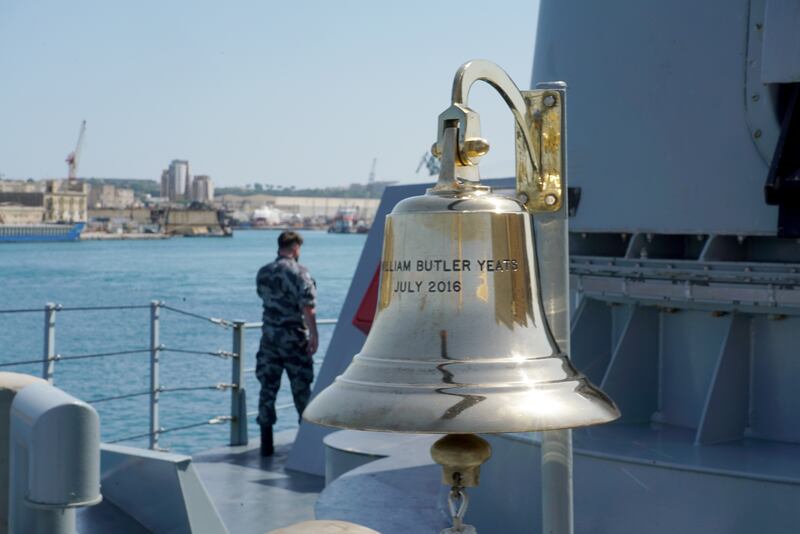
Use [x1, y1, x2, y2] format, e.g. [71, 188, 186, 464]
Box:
[75, 430, 323, 533]
[193, 430, 324, 533]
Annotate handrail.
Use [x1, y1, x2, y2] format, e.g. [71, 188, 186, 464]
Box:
[243, 317, 338, 330]
[161, 304, 234, 328]
[0, 348, 151, 368]
[88, 390, 152, 404]
[0, 304, 149, 314]
[160, 384, 235, 393]
[0, 301, 339, 450]
[161, 347, 237, 359]
[246, 402, 294, 418]
[59, 305, 151, 312]
[57, 348, 151, 361]
[107, 415, 236, 445]
[0, 358, 49, 368]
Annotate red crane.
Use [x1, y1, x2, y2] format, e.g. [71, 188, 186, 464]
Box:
[65, 120, 86, 181]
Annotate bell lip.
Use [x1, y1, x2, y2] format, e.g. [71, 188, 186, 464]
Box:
[302, 410, 621, 435]
[302, 381, 621, 435]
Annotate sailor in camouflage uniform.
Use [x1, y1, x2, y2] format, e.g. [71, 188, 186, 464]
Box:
[255, 231, 318, 456]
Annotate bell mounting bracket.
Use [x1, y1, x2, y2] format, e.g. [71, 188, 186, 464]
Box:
[432, 60, 565, 214]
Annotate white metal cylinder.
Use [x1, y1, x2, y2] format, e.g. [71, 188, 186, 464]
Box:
[9, 382, 101, 534]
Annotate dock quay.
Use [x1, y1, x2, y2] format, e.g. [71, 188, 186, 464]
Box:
[88, 207, 231, 237]
[81, 232, 172, 240]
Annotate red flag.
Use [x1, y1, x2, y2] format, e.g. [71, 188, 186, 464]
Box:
[352, 265, 381, 335]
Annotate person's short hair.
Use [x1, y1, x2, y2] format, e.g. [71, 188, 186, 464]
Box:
[278, 231, 303, 249]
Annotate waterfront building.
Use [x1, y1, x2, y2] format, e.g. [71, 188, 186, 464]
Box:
[164, 160, 190, 202]
[44, 180, 88, 223]
[1, 182, 89, 223]
[219, 194, 379, 221]
[0, 203, 45, 224]
[184, 162, 192, 200]
[88, 184, 135, 209]
[191, 175, 214, 203]
[159, 170, 169, 198]
[0, 192, 44, 209]
[0, 179, 42, 193]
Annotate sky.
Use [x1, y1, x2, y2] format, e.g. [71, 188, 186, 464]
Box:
[0, 1, 540, 188]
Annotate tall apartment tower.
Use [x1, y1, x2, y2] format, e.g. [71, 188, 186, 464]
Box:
[184, 161, 192, 200]
[160, 169, 169, 198]
[191, 175, 214, 203]
[166, 160, 189, 202]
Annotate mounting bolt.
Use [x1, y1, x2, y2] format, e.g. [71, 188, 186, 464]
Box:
[462, 138, 490, 159]
[544, 193, 557, 206]
[754, 129, 762, 139]
[517, 192, 529, 204]
[543, 94, 557, 108]
[752, 94, 760, 102]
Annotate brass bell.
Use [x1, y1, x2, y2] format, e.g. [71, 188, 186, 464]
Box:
[303, 60, 619, 533]
[303, 77, 617, 431]
[303, 183, 618, 430]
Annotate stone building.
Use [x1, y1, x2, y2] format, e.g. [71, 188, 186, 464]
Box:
[0, 203, 45, 224]
[44, 180, 88, 222]
[88, 184, 135, 209]
[219, 194, 380, 221]
[0, 180, 42, 193]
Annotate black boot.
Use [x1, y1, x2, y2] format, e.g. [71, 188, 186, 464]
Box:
[260, 425, 274, 457]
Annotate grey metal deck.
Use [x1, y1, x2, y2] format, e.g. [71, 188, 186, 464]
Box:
[77, 498, 150, 533]
[193, 429, 324, 534]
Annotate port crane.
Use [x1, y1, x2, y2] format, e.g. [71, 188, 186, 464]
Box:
[416, 151, 440, 176]
[368, 158, 376, 182]
[65, 120, 86, 181]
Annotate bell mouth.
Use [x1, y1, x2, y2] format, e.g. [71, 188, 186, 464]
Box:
[303, 352, 620, 434]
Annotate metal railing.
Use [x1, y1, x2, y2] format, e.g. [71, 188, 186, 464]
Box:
[0, 302, 337, 451]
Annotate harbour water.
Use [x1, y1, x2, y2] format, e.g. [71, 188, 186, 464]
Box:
[0, 230, 366, 453]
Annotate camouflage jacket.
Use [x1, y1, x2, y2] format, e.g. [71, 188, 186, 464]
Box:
[256, 256, 316, 333]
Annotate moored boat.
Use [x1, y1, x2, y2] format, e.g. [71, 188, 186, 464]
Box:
[0, 222, 85, 243]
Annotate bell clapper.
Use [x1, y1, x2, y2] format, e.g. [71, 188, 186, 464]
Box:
[431, 434, 491, 534]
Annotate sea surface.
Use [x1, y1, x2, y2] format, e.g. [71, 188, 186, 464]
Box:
[0, 230, 366, 454]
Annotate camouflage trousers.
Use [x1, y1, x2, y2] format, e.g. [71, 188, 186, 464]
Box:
[255, 330, 313, 427]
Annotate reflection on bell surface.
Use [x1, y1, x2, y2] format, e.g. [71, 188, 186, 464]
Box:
[303, 183, 619, 434]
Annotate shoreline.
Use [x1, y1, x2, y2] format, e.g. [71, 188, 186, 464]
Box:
[81, 232, 172, 240]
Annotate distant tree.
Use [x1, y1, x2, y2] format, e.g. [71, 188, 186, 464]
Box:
[254, 183, 263, 192]
[214, 181, 394, 199]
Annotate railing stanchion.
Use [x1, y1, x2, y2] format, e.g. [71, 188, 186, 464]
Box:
[149, 301, 161, 450]
[230, 320, 248, 446]
[42, 303, 57, 384]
